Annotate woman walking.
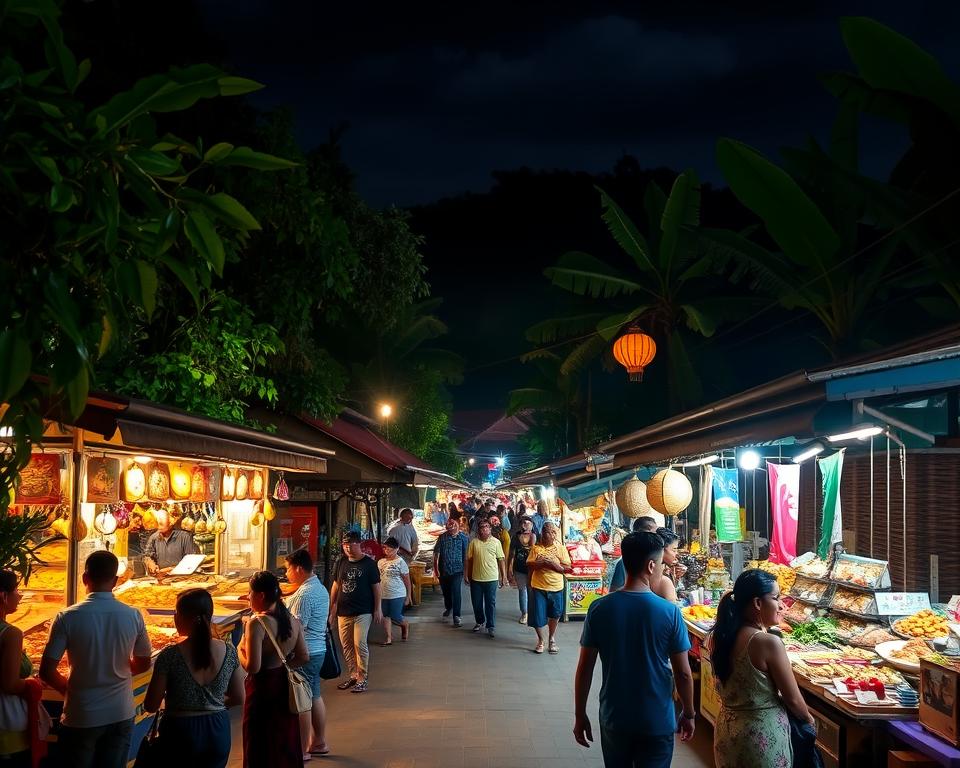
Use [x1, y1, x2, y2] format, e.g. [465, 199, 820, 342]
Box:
[507, 517, 537, 624]
[145, 589, 245, 767]
[710, 569, 814, 768]
[525, 522, 571, 654]
[239, 571, 309, 768]
[377, 537, 411, 645]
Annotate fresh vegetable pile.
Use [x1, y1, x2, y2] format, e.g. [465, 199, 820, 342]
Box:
[787, 617, 839, 646]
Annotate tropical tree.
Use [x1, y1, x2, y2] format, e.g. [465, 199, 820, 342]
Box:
[0, 2, 291, 565]
[528, 170, 749, 410]
[507, 352, 583, 456]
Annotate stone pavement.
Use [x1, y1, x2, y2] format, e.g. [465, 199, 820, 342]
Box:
[227, 583, 715, 767]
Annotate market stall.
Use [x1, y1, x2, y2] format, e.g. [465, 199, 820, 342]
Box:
[7, 396, 331, 765]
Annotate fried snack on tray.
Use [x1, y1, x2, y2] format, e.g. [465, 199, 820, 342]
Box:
[853, 626, 898, 648]
[831, 587, 877, 615]
[891, 639, 933, 663]
[894, 609, 951, 639]
[792, 660, 904, 685]
[117, 585, 184, 609]
[832, 559, 884, 588]
[145, 625, 180, 651]
[795, 557, 831, 579]
[790, 576, 830, 603]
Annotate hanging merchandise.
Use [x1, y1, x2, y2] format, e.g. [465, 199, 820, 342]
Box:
[817, 449, 845, 560]
[85, 457, 120, 504]
[712, 467, 742, 542]
[273, 472, 289, 501]
[615, 478, 654, 519]
[94, 507, 118, 536]
[263, 497, 276, 521]
[221, 468, 236, 501]
[124, 462, 148, 502]
[146, 462, 171, 501]
[250, 500, 264, 527]
[767, 463, 800, 564]
[115, 503, 131, 529]
[235, 470, 249, 500]
[206, 467, 221, 500]
[180, 504, 196, 532]
[17, 454, 62, 505]
[647, 468, 693, 517]
[190, 466, 207, 502]
[250, 470, 264, 500]
[141, 505, 158, 531]
[171, 463, 192, 500]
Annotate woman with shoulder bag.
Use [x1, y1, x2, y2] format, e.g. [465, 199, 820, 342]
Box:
[144, 589, 245, 768]
[0, 571, 38, 768]
[239, 571, 309, 768]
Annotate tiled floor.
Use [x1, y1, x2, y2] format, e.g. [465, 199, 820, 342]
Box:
[227, 584, 715, 767]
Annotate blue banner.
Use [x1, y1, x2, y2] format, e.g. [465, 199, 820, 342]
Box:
[712, 467, 741, 542]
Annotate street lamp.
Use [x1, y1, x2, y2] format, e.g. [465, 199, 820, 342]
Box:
[495, 456, 505, 468]
[379, 403, 393, 419]
[467, 457, 476, 466]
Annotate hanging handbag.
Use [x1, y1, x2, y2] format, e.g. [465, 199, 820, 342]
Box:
[133, 709, 163, 768]
[319, 624, 342, 680]
[255, 615, 313, 714]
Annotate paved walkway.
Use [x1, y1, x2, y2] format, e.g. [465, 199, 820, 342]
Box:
[228, 584, 715, 767]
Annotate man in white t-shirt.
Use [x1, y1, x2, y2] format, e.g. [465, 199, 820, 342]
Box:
[40, 550, 152, 768]
[386, 508, 419, 563]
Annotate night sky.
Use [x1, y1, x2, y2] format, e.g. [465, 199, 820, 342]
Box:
[194, 2, 960, 413]
[203, 1, 960, 207]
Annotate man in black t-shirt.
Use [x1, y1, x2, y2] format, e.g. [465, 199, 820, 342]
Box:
[329, 532, 382, 693]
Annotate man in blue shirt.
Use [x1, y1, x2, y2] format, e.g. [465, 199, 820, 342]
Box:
[574, 531, 695, 767]
[608, 516, 659, 592]
[433, 517, 469, 627]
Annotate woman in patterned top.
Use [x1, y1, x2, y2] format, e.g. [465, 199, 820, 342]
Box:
[144, 589, 245, 768]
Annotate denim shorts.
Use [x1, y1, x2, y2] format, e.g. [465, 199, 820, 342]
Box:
[300, 654, 324, 698]
[381, 597, 406, 624]
[528, 588, 564, 628]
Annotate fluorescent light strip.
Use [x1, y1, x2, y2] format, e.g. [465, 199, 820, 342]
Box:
[793, 443, 825, 463]
[680, 454, 719, 467]
[827, 426, 883, 442]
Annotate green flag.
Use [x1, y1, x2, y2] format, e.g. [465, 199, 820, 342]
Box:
[817, 449, 845, 559]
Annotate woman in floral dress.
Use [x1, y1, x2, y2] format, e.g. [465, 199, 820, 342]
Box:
[709, 569, 814, 768]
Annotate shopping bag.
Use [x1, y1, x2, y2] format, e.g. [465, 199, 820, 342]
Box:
[320, 624, 341, 680]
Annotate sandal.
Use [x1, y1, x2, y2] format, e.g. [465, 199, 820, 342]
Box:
[309, 745, 330, 756]
[534, 641, 544, 654]
[377, 641, 393, 647]
[548, 640, 559, 654]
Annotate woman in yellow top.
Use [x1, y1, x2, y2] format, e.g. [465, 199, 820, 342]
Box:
[525, 522, 572, 655]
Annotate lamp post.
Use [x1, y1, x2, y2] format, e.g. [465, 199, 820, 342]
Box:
[379, 403, 393, 440]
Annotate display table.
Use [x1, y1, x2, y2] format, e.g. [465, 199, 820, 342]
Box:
[888, 721, 960, 767]
[409, 562, 437, 606]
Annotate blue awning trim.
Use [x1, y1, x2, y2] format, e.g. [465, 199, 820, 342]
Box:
[825, 358, 960, 401]
[559, 467, 642, 507]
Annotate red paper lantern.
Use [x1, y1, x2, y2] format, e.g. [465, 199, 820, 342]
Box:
[612, 326, 657, 382]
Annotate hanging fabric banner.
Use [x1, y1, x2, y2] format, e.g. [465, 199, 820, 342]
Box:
[817, 449, 845, 559]
[712, 467, 741, 542]
[699, 464, 714, 552]
[767, 463, 800, 564]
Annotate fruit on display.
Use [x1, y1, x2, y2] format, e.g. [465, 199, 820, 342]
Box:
[682, 605, 717, 623]
[707, 557, 725, 569]
[893, 609, 951, 639]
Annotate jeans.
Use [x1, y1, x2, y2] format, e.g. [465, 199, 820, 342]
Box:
[515, 571, 531, 615]
[469, 580, 498, 628]
[439, 572, 463, 617]
[57, 716, 133, 768]
[599, 727, 674, 768]
[158, 710, 231, 768]
[338, 614, 372, 680]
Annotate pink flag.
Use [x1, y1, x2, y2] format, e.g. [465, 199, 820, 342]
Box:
[768, 463, 800, 564]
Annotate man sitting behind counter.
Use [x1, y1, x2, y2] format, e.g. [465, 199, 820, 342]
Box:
[144, 509, 198, 576]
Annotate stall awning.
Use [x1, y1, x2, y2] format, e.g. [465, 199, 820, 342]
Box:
[559, 467, 641, 508]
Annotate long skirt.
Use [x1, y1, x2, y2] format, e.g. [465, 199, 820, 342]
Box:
[242, 666, 302, 768]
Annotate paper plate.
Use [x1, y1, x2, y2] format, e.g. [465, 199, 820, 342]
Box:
[875, 640, 921, 673]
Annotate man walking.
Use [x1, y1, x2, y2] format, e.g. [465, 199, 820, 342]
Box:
[386, 508, 419, 564]
[40, 551, 153, 768]
[285, 548, 330, 757]
[330, 532, 382, 693]
[465, 519, 506, 638]
[573, 531, 695, 767]
[433, 516, 469, 627]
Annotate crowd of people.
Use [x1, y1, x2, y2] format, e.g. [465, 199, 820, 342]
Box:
[0, 498, 816, 768]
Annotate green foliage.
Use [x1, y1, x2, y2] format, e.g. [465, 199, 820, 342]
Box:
[106, 294, 282, 424]
[389, 374, 463, 480]
[0, 507, 51, 584]
[0, 1, 290, 552]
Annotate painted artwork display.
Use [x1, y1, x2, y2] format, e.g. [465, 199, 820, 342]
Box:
[85, 457, 120, 504]
[16, 453, 62, 504]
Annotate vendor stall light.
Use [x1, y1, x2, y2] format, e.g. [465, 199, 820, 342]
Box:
[542, 487, 556, 501]
[612, 325, 657, 382]
[827, 425, 882, 442]
[134, 456, 153, 464]
[0, 427, 13, 438]
[467, 457, 476, 466]
[793, 443, 825, 463]
[738, 450, 761, 471]
[171, 463, 191, 500]
[681, 454, 719, 467]
[379, 403, 393, 419]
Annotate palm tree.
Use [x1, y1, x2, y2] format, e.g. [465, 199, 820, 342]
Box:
[527, 170, 746, 410]
[506, 352, 583, 456]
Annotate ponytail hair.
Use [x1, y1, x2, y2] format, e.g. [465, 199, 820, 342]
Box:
[249, 570, 293, 642]
[708, 568, 777, 684]
[176, 588, 215, 670]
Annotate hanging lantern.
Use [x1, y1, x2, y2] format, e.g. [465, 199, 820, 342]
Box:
[646, 469, 693, 517]
[235, 470, 249, 501]
[190, 466, 207, 502]
[221, 468, 236, 501]
[146, 462, 171, 501]
[94, 508, 118, 536]
[171, 463, 192, 500]
[124, 462, 147, 502]
[612, 325, 657, 382]
[615, 479, 653, 519]
[250, 470, 264, 500]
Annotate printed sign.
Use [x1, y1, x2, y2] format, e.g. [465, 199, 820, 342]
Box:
[712, 467, 741, 542]
[565, 577, 604, 616]
[876, 592, 932, 616]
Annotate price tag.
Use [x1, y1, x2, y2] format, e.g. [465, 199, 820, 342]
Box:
[875, 592, 931, 616]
